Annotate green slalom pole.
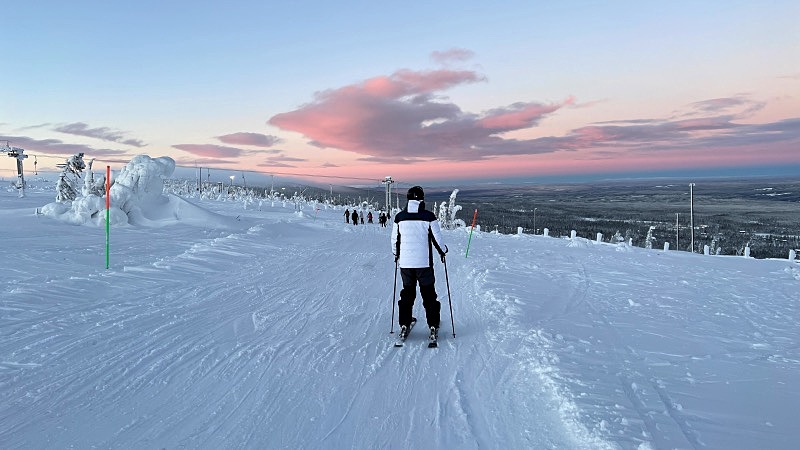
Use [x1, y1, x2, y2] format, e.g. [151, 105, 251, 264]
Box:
[465, 209, 478, 258]
[105, 166, 110, 269]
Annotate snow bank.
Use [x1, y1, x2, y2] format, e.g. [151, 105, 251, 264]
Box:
[41, 155, 237, 229]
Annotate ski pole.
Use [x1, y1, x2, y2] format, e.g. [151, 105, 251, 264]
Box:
[443, 256, 456, 338]
[105, 165, 111, 269]
[390, 258, 398, 334]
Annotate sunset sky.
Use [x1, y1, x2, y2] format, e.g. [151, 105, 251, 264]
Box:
[2, 1, 798, 186]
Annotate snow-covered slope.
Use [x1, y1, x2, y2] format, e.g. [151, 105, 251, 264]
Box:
[1, 186, 798, 449]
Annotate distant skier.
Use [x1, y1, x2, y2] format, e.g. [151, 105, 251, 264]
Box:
[391, 186, 447, 343]
[344, 208, 350, 224]
[351, 210, 359, 225]
[367, 211, 374, 224]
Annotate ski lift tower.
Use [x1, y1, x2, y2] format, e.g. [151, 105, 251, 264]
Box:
[382, 176, 395, 214]
[2, 141, 28, 197]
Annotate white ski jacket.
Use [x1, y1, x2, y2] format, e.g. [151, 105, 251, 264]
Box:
[391, 200, 447, 269]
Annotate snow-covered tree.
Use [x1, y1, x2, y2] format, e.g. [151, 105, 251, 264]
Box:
[56, 174, 77, 202]
[438, 189, 466, 230]
[709, 234, 721, 255]
[63, 153, 86, 175]
[645, 226, 656, 250]
[438, 202, 448, 227]
[82, 158, 107, 197]
[55, 153, 88, 202]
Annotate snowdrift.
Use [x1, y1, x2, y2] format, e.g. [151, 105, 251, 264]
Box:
[41, 155, 238, 229]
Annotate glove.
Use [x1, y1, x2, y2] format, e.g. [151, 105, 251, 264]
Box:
[393, 253, 399, 262]
[439, 245, 448, 263]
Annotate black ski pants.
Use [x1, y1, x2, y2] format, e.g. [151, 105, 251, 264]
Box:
[398, 267, 440, 329]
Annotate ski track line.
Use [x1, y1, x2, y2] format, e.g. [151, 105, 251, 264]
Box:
[577, 250, 716, 449]
[1, 220, 312, 446]
[580, 254, 698, 449]
[129, 244, 337, 445]
[467, 237, 619, 450]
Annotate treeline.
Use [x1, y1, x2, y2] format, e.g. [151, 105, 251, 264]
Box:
[446, 200, 799, 259]
[425, 179, 800, 260]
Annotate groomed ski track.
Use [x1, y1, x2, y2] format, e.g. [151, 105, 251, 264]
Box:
[0, 199, 610, 449]
[5, 194, 798, 449]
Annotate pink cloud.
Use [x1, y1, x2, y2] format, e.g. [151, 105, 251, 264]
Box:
[573, 126, 621, 142]
[256, 153, 307, 168]
[670, 117, 733, 131]
[686, 96, 765, 118]
[690, 97, 747, 113]
[268, 68, 580, 161]
[172, 144, 245, 158]
[478, 98, 574, 130]
[54, 122, 147, 147]
[0, 134, 128, 158]
[217, 132, 282, 147]
[172, 157, 238, 166]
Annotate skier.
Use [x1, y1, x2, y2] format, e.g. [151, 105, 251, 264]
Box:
[344, 208, 350, 224]
[391, 186, 448, 345]
[351, 210, 359, 225]
[367, 211, 373, 224]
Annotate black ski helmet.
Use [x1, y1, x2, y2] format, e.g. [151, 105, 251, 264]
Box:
[407, 185, 424, 200]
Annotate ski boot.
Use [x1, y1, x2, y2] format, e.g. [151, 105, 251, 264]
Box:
[428, 326, 439, 348]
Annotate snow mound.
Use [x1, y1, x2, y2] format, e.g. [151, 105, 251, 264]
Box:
[566, 236, 593, 248]
[42, 155, 237, 229]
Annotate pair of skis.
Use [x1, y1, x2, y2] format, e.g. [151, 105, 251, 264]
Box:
[394, 318, 438, 348]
